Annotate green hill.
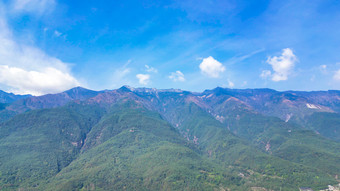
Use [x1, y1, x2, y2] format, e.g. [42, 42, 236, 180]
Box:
[221, 109, 340, 178]
[0, 102, 243, 190]
[162, 102, 338, 190]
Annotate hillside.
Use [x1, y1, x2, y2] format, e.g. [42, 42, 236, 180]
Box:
[0, 87, 339, 190]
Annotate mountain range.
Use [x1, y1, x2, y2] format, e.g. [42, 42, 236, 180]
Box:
[0, 86, 339, 190]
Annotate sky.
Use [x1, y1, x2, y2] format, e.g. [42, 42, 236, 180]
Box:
[0, 0, 340, 95]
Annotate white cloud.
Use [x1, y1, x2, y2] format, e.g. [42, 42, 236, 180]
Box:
[169, 71, 185, 82]
[319, 64, 328, 74]
[227, 79, 234, 88]
[333, 69, 340, 81]
[110, 67, 131, 87]
[0, 2, 81, 95]
[260, 70, 272, 79]
[54, 30, 62, 37]
[11, 0, 56, 15]
[104, 60, 133, 89]
[145, 65, 158, 73]
[136, 74, 150, 85]
[263, 48, 297, 81]
[0, 65, 79, 95]
[199, 56, 225, 78]
[114, 68, 130, 79]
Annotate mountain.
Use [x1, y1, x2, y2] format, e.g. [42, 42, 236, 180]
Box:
[0, 103, 227, 190]
[0, 90, 30, 104]
[289, 90, 340, 113]
[1, 86, 340, 143]
[0, 87, 102, 123]
[200, 87, 333, 122]
[0, 86, 339, 190]
[7, 87, 101, 113]
[0, 91, 31, 124]
[41, 103, 244, 191]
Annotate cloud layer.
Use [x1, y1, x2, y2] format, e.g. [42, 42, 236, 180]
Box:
[262, 48, 297, 81]
[199, 56, 225, 78]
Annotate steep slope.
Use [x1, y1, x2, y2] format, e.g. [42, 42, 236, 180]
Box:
[0, 103, 104, 190]
[219, 109, 340, 177]
[158, 102, 337, 190]
[43, 103, 244, 191]
[0, 101, 244, 190]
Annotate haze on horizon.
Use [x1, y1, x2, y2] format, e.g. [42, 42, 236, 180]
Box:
[0, 0, 340, 95]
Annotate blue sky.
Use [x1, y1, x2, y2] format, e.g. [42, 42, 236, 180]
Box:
[0, 0, 340, 95]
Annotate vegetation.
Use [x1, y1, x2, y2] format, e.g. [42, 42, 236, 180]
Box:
[171, 103, 338, 190]
[302, 112, 340, 142]
[0, 87, 339, 190]
[0, 103, 241, 190]
[221, 108, 340, 180]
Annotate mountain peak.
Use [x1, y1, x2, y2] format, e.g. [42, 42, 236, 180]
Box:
[118, 85, 134, 92]
[64, 86, 92, 93]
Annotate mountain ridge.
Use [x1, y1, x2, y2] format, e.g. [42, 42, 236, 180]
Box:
[1, 86, 339, 141]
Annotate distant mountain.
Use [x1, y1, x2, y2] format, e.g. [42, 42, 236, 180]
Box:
[0, 87, 102, 123]
[201, 87, 333, 121]
[0, 86, 339, 190]
[0, 90, 31, 104]
[7, 87, 101, 113]
[0, 91, 31, 122]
